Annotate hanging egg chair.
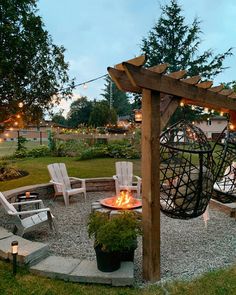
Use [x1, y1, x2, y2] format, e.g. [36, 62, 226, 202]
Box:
[160, 120, 214, 219]
[212, 127, 236, 203]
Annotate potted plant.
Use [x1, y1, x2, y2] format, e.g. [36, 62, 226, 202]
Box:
[88, 211, 142, 272]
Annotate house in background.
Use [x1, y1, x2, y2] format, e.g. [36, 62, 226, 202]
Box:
[194, 116, 228, 140]
[0, 120, 69, 142]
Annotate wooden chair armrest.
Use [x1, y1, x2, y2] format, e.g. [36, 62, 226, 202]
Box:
[50, 180, 63, 186]
[9, 208, 51, 216]
[133, 175, 142, 182]
[12, 200, 44, 206]
[69, 177, 85, 182]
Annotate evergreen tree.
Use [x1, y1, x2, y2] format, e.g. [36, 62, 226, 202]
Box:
[140, 0, 233, 124]
[101, 76, 132, 117]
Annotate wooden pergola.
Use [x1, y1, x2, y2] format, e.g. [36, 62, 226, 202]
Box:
[107, 56, 236, 282]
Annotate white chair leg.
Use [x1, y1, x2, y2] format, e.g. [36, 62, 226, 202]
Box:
[83, 191, 87, 201]
[63, 192, 69, 207]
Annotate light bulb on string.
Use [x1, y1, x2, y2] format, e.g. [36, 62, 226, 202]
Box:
[18, 102, 24, 108]
[220, 111, 224, 116]
[229, 123, 235, 131]
[204, 107, 209, 113]
[180, 101, 184, 107]
[83, 83, 88, 89]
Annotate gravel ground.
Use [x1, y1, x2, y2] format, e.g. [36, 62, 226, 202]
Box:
[0, 191, 235, 285]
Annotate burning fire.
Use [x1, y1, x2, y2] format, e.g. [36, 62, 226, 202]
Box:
[100, 190, 142, 209]
[115, 190, 132, 208]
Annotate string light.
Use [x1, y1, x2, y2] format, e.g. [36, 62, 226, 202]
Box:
[18, 102, 24, 108]
[204, 107, 209, 113]
[220, 111, 224, 116]
[180, 101, 184, 107]
[191, 105, 195, 110]
[229, 123, 235, 131]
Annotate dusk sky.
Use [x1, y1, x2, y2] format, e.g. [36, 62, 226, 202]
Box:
[38, 0, 236, 115]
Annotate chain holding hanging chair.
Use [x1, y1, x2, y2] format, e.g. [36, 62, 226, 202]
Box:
[160, 120, 214, 220]
[212, 127, 236, 203]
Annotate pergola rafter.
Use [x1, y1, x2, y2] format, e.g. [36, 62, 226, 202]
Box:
[107, 56, 236, 282]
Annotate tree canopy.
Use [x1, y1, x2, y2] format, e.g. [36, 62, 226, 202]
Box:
[101, 76, 132, 117]
[140, 0, 233, 123]
[0, 0, 74, 126]
[89, 100, 117, 127]
[67, 96, 93, 128]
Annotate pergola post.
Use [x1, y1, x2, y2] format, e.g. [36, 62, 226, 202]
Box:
[141, 89, 161, 281]
[108, 56, 236, 282]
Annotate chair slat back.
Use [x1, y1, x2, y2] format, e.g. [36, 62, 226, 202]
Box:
[48, 163, 71, 192]
[116, 161, 133, 186]
[0, 192, 17, 214]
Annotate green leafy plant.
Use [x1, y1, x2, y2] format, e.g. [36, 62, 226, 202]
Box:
[53, 139, 89, 157]
[17, 136, 28, 151]
[88, 211, 142, 252]
[27, 145, 50, 158]
[78, 145, 108, 160]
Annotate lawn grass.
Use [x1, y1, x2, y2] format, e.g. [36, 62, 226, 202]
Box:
[0, 157, 141, 191]
[0, 141, 44, 157]
[0, 260, 235, 295]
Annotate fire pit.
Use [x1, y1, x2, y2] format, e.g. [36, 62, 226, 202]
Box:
[100, 190, 142, 210]
[91, 190, 142, 218]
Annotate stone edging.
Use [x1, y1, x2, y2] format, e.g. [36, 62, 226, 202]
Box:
[3, 177, 115, 201]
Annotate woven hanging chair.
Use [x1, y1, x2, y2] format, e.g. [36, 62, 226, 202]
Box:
[160, 121, 214, 219]
[212, 127, 236, 203]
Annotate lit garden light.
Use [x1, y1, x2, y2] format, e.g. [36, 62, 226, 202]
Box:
[134, 109, 142, 123]
[11, 241, 18, 275]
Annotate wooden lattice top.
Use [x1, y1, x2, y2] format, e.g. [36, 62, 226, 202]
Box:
[108, 55, 236, 114]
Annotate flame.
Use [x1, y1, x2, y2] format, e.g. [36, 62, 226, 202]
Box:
[115, 190, 132, 208]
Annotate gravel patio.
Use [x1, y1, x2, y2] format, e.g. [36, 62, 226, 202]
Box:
[0, 191, 235, 284]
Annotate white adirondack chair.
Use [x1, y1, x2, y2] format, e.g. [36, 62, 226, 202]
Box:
[113, 161, 142, 198]
[0, 192, 56, 237]
[214, 161, 236, 196]
[47, 163, 86, 206]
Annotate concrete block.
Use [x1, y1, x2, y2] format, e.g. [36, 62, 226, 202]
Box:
[69, 260, 134, 286]
[0, 227, 13, 240]
[30, 256, 81, 280]
[0, 235, 48, 265]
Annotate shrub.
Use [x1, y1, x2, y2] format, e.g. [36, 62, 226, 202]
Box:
[78, 140, 140, 160]
[88, 211, 142, 252]
[14, 149, 28, 158]
[27, 145, 50, 158]
[78, 145, 108, 160]
[53, 139, 89, 157]
[107, 141, 140, 159]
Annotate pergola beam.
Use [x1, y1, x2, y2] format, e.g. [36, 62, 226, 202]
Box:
[122, 62, 236, 111]
[107, 67, 141, 93]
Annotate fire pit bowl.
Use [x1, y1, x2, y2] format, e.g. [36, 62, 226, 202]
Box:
[100, 191, 142, 210]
